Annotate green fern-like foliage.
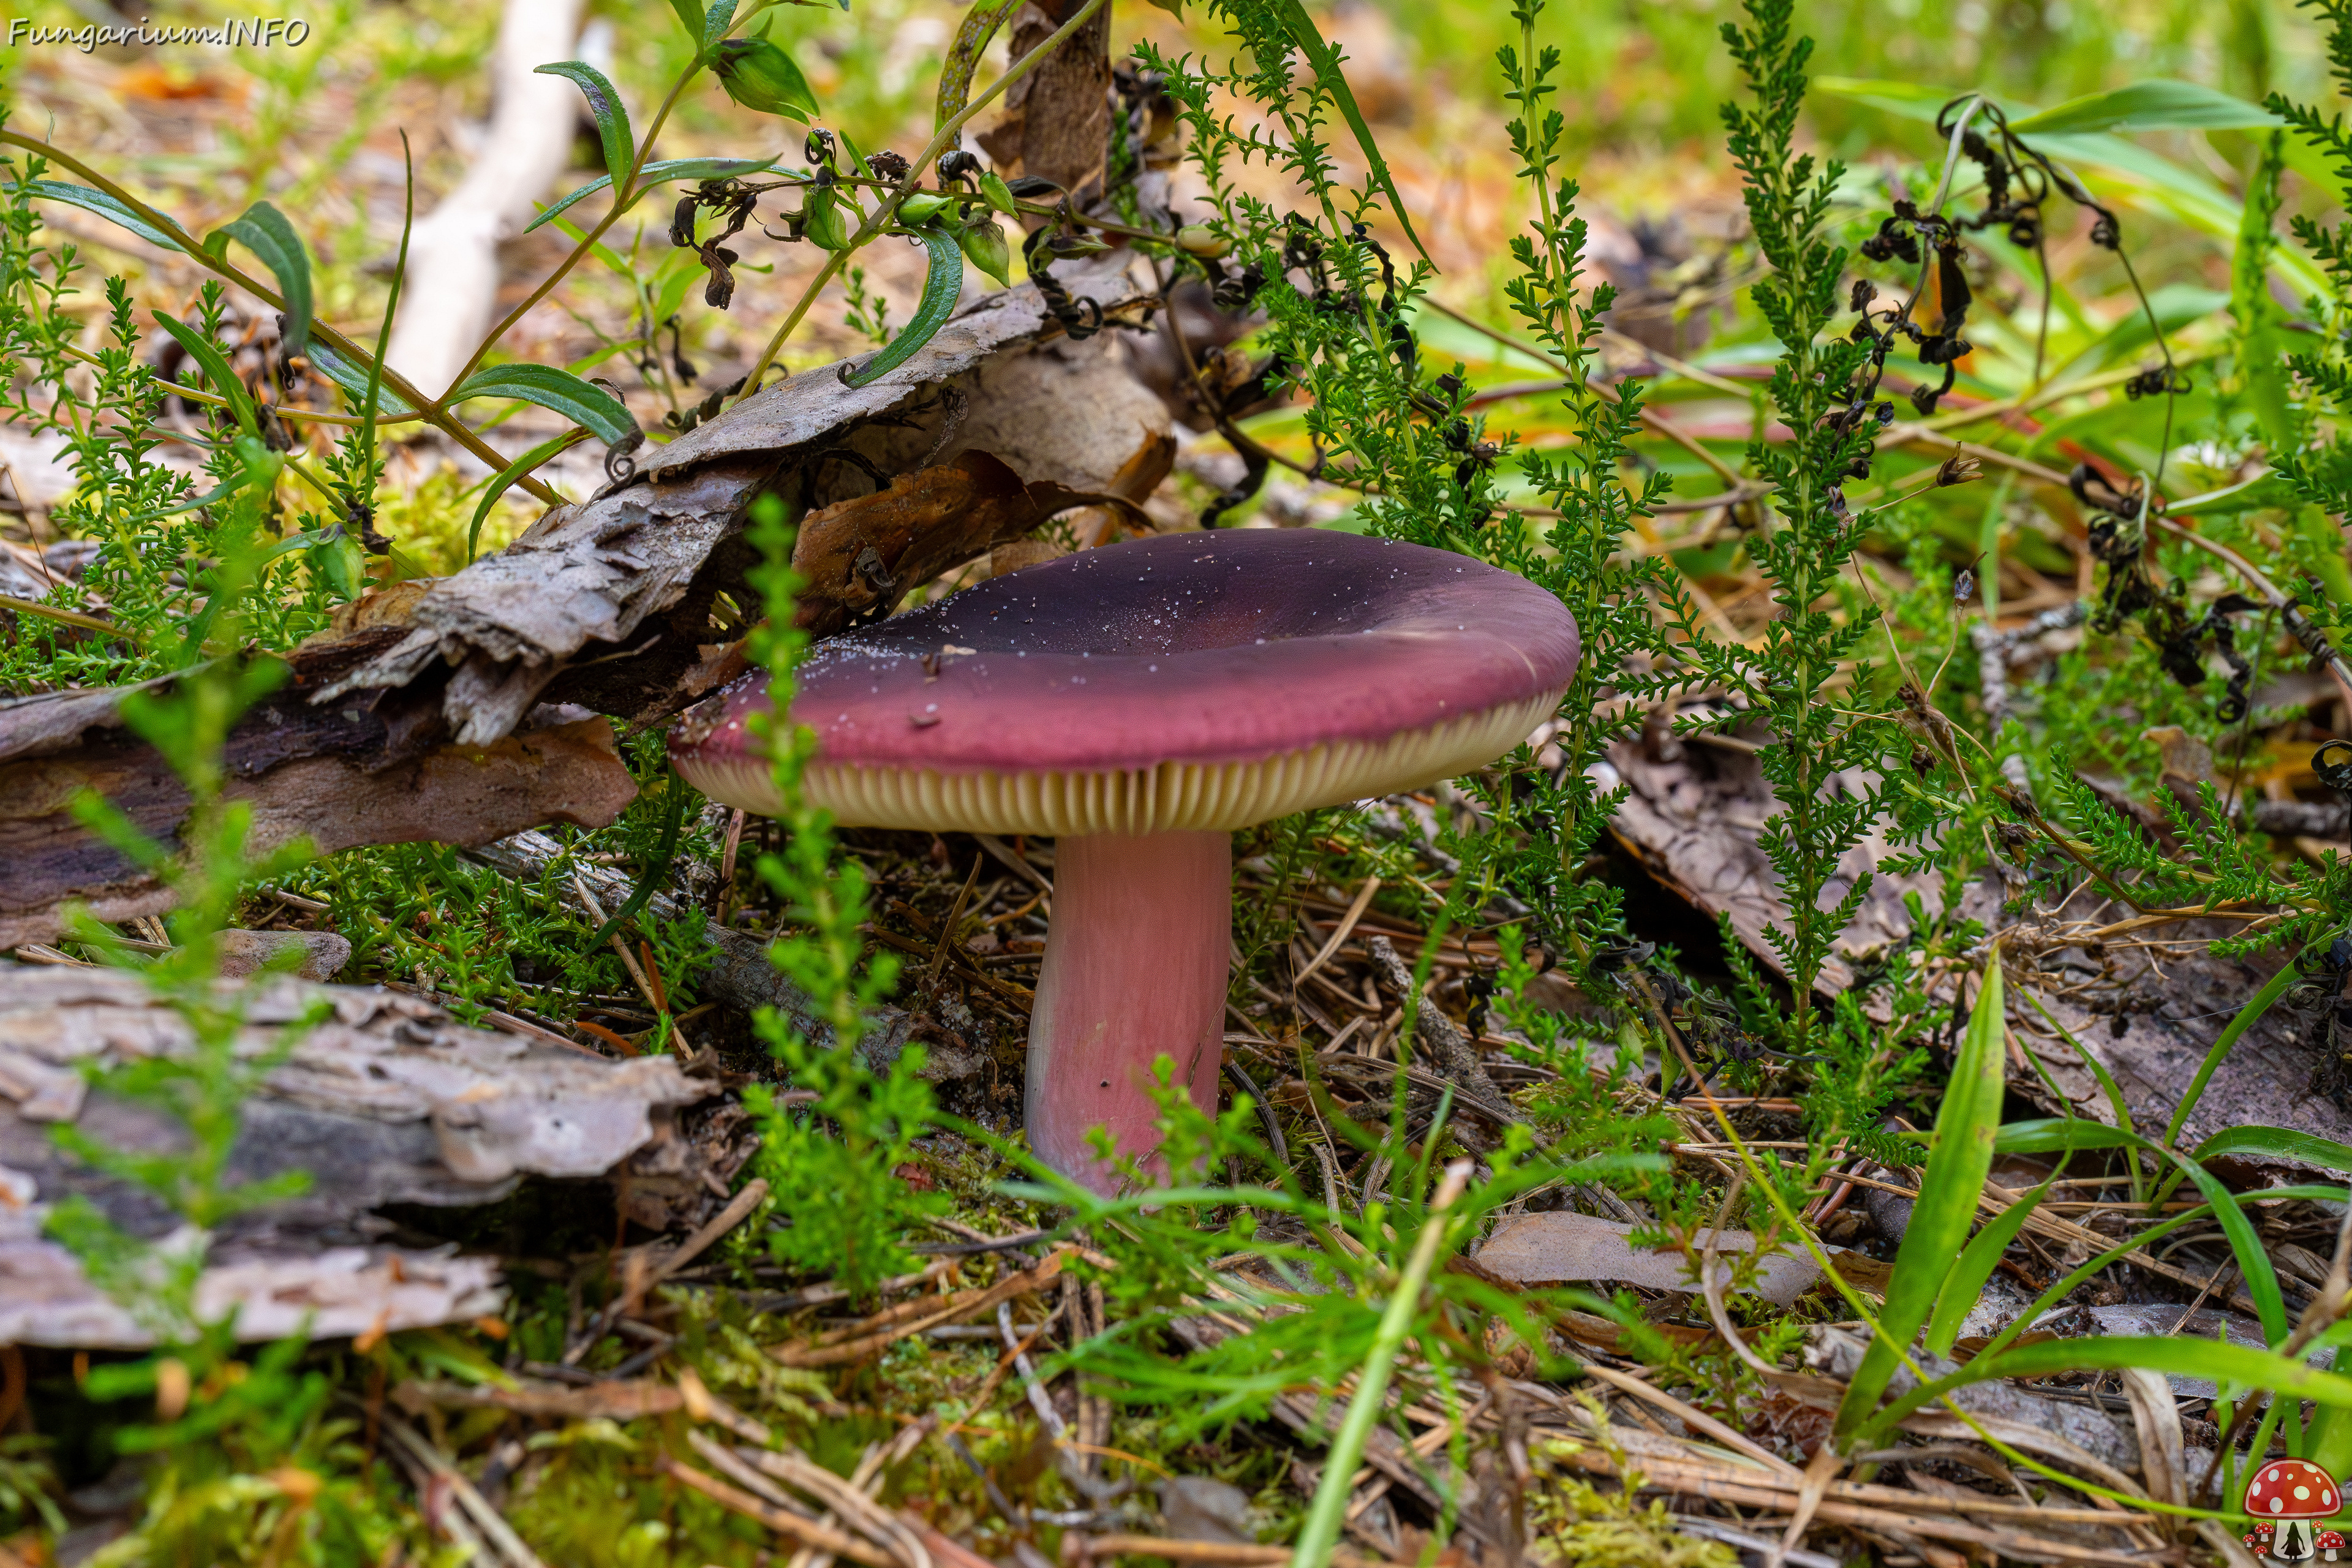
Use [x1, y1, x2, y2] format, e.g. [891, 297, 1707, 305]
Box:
[1669, 0, 1906, 1054]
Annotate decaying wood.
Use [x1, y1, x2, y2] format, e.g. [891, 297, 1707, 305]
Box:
[1602, 729, 2352, 1165]
[1365, 933, 1506, 1112]
[790, 445, 1166, 639]
[1999, 908, 2352, 1155]
[319, 256, 1163, 748]
[0, 1218, 503, 1349]
[0, 965, 710, 1344]
[0, 632, 638, 949]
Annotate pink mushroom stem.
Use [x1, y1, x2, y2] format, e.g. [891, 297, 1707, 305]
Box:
[1023, 829, 1229, 1193]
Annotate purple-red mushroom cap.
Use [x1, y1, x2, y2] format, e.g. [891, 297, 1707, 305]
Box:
[671, 530, 1579, 1191]
[671, 530, 1580, 828]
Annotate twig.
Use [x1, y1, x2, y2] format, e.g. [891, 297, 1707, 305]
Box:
[1577, 1359, 1798, 1477]
[1294, 875, 1381, 990]
[380, 1413, 549, 1568]
[573, 874, 661, 1012]
[660, 1460, 895, 1567]
[769, 1249, 1071, 1368]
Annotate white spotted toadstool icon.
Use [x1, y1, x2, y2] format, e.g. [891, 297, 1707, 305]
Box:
[2247, 1458, 2341, 1561]
[672, 530, 1580, 1191]
[2318, 1528, 2346, 1561]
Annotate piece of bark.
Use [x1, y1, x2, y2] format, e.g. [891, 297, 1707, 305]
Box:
[1598, 735, 1923, 995]
[975, 1, 1113, 205]
[1805, 1325, 2140, 1475]
[1474, 1210, 1825, 1308]
[319, 258, 1163, 748]
[0, 965, 711, 1227]
[0, 1220, 504, 1349]
[0, 636, 638, 949]
[382, 0, 588, 396]
[1600, 732, 2352, 1170]
[1990, 893, 2352, 1156]
[0, 967, 713, 1346]
[789, 448, 1158, 637]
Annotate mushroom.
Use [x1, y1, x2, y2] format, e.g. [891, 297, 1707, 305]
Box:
[2319, 1528, 2345, 1561]
[673, 530, 1579, 1191]
[2248, 1458, 2340, 1561]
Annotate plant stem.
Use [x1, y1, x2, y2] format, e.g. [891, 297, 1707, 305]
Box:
[1289, 1159, 1471, 1568]
[445, 54, 710, 396]
[0, 131, 555, 502]
[730, 0, 1110, 406]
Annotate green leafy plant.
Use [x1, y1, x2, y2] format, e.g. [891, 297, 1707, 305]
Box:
[739, 492, 946, 1301]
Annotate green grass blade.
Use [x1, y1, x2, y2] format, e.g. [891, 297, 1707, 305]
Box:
[2190, 1126, 2352, 1173]
[535, 61, 636, 192]
[450, 364, 637, 447]
[2164, 961, 2300, 1151]
[2006, 80, 2282, 136]
[214, 201, 312, 355]
[1860, 1335, 2352, 1449]
[1290, 1162, 1469, 1568]
[1994, 1118, 2289, 1346]
[842, 228, 964, 388]
[1959, 1185, 2347, 1377]
[2155, 1126, 2352, 1210]
[1833, 952, 2007, 1446]
[1272, 0, 1428, 263]
[1923, 1169, 2056, 1357]
[152, 312, 259, 437]
[467, 432, 585, 564]
[2018, 989, 2143, 1202]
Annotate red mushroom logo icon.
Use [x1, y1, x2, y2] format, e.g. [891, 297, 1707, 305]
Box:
[2248, 1459, 2342, 1560]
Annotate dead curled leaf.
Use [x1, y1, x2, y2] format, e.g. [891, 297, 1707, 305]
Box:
[1472, 1210, 1830, 1308]
[790, 448, 1160, 638]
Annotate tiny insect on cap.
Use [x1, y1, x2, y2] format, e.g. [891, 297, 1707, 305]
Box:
[2248, 1459, 2340, 1517]
[673, 530, 1581, 834]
